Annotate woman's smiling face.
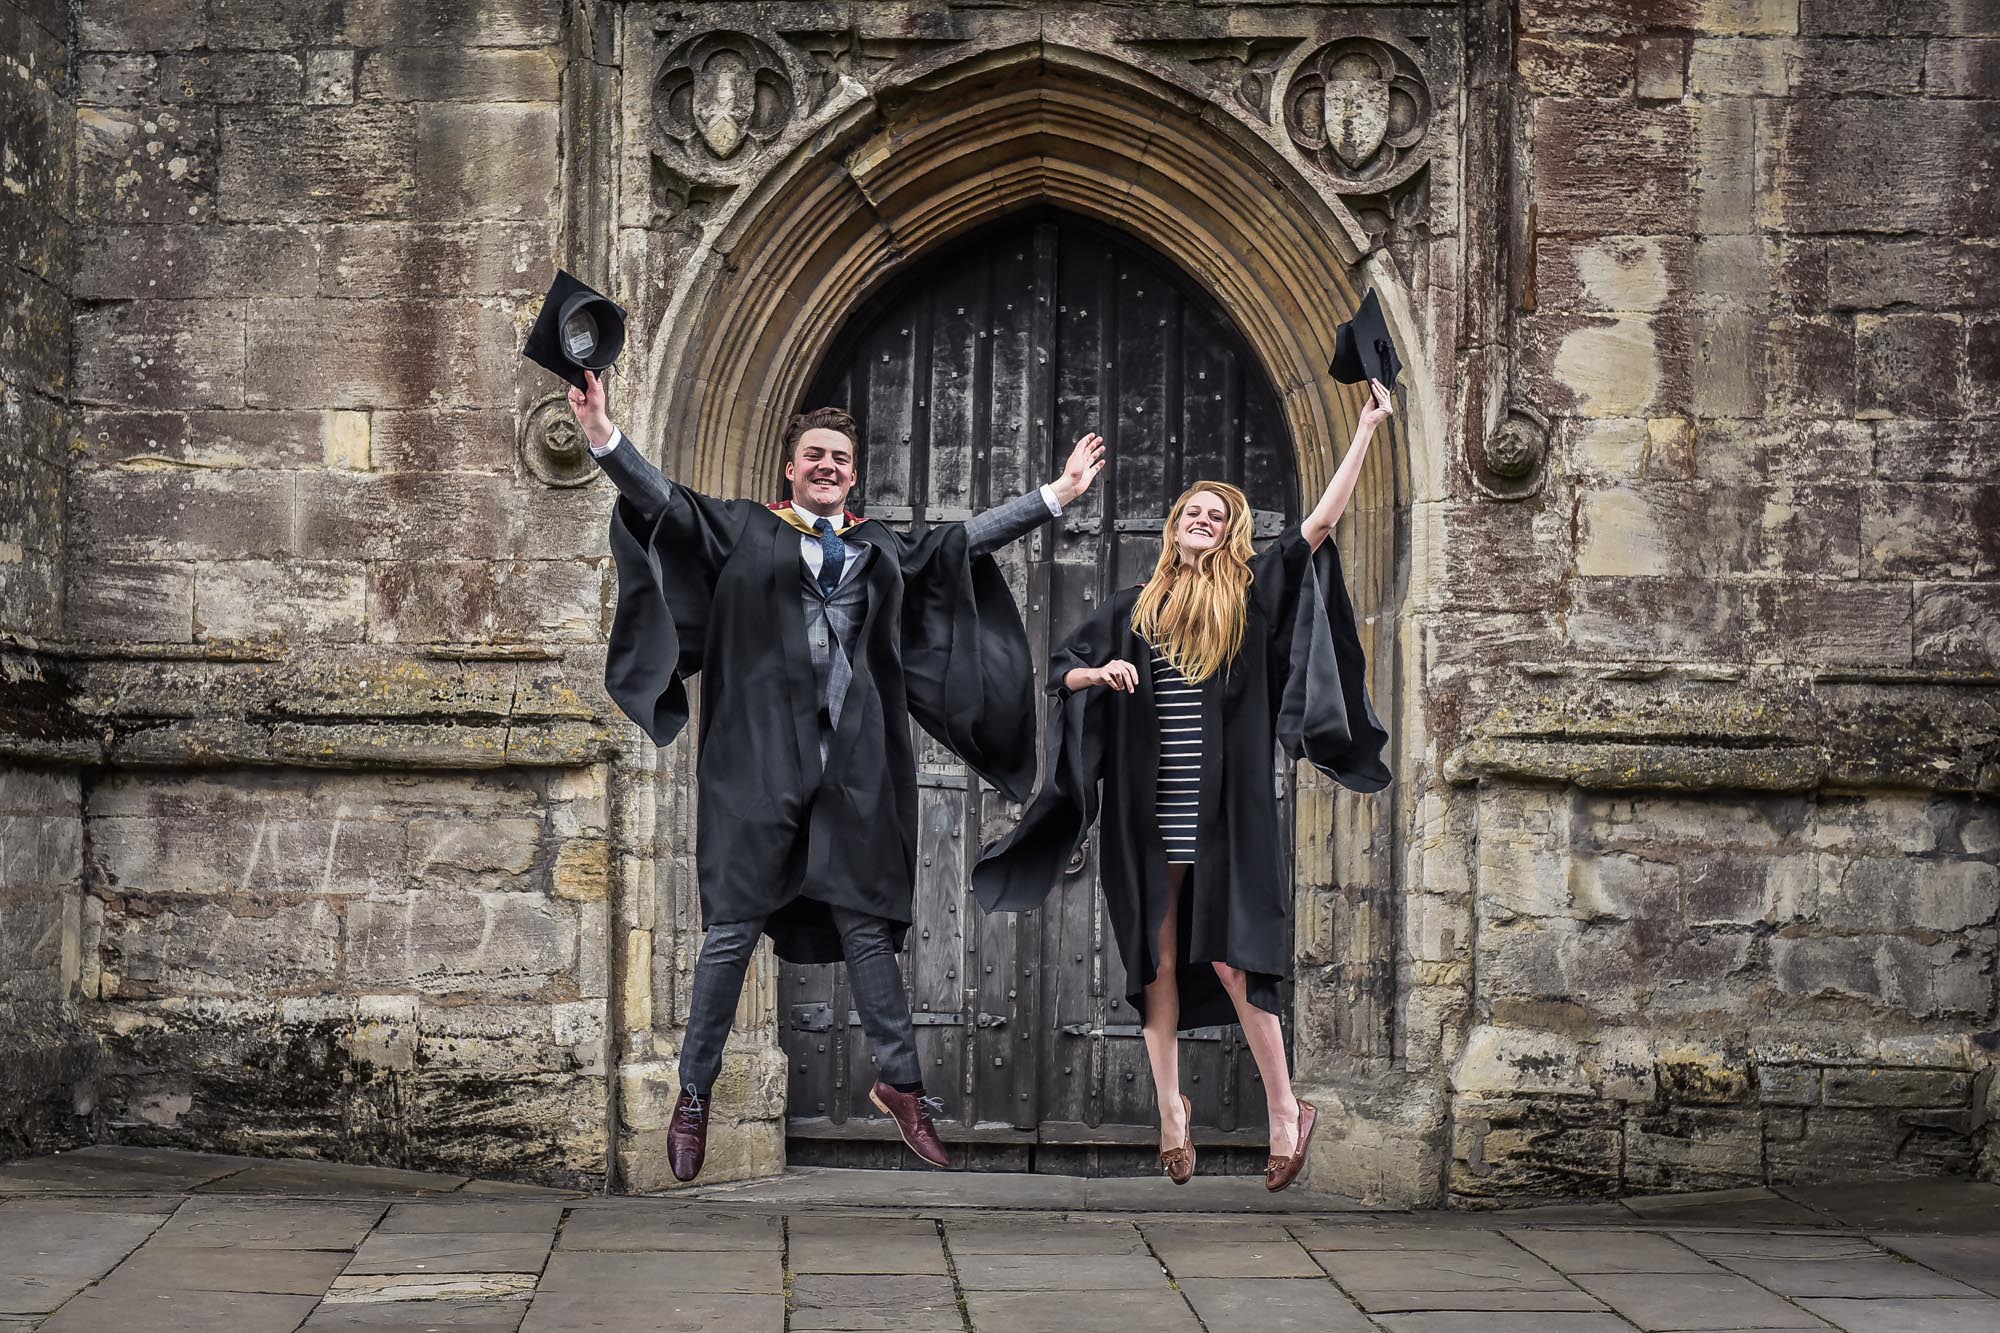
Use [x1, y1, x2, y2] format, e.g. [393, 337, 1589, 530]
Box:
[1174, 489, 1231, 558]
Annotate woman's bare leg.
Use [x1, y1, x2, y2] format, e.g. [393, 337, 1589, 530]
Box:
[1212, 960, 1301, 1159]
[1143, 866, 1188, 1152]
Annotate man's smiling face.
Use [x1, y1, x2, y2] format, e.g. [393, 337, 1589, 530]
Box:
[785, 427, 858, 516]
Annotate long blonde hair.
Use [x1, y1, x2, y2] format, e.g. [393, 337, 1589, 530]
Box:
[1130, 481, 1254, 684]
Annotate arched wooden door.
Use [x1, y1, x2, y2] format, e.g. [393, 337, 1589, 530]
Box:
[782, 208, 1299, 1173]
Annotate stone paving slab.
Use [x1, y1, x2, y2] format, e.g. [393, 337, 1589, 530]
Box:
[0, 1146, 263, 1193]
[536, 1248, 783, 1295]
[788, 1272, 961, 1330]
[1874, 1234, 2000, 1296]
[554, 1203, 782, 1251]
[148, 1197, 386, 1250]
[94, 1244, 354, 1295]
[941, 1217, 1146, 1254]
[1371, 1317, 1641, 1333]
[954, 1250, 1170, 1291]
[38, 1285, 322, 1333]
[1619, 1188, 1830, 1229]
[1797, 1296, 2000, 1332]
[296, 1298, 530, 1331]
[787, 1215, 949, 1274]
[517, 1291, 784, 1331]
[1504, 1228, 1721, 1272]
[1141, 1227, 1323, 1278]
[961, 1287, 1201, 1332]
[1710, 1253, 1984, 1299]
[323, 1274, 537, 1303]
[199, 1161, 472, 1197]
[0, 1206, 166, 1276]
[375, 1201, 568, 1234]
[0, 1274, 94, 1317]
[1313, 1243, 1582, 1294]
[1671, 1231, 1885, 1260]
[0, 1195, 184, 1215]
[1571, 1270, 1827, 1329]
[1782, 1180, 2000, 1234]
[1290, 1223, 1531, 1253]
[1175, 1276, 1377, 1331]
[343, 1229, 555, 1276]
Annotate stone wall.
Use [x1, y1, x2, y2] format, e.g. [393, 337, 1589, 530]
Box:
[1422, 0, 2000, 1203]
[0, 0, 93, 1159]
[85, 767, 610, 1186]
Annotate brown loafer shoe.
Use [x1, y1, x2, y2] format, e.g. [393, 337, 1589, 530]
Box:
[870, 1083, 953, 1169]
[1160, 1093, 1195, 1185]
[1264, 1099, 1318, 1193]
[668, 1087, 709, 1183]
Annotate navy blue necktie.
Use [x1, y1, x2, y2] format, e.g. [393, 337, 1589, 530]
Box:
[814, 516, 844, 597]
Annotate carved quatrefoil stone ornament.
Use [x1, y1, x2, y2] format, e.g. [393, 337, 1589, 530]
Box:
[655, 31, 794, 164]
[1284, 38, 1432, 194]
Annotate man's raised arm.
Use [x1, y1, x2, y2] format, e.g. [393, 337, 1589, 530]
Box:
[570, 369, 674, 526]
[963, 432, 1106, 559]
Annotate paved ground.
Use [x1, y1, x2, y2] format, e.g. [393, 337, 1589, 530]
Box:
[3, 1147, 1999, 1331]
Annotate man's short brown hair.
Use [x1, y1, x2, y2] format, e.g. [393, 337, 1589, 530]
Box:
[783, 406, 861, 459]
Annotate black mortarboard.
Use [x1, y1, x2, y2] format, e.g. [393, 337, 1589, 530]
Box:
[522, 269, 627, 391]
[1327, 288, 1401, 391]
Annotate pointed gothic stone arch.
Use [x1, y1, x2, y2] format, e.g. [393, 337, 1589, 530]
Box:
[629, 41, 1439, 1196]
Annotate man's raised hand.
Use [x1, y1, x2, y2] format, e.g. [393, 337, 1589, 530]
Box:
[1051, 432, 1107, 507]
[567, 369, 615, 449]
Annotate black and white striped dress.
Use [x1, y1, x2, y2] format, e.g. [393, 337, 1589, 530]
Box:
[1150, 645, 1204, 863]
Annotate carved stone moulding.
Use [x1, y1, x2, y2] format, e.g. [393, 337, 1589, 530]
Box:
[522, 394, 599, 487]
[1284, 37, 1432, 195]
[1476, 404, 1548, 501]
[653, 29, 795, 165]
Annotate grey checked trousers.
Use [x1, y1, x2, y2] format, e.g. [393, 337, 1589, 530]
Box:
[678, 905, 921, 1095]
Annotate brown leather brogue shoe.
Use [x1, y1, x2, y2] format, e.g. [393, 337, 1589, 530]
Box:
[1264, 1099, 1318, 1193]
[668, 1087, 709, 1182]
[869, 1083, 953, 1169]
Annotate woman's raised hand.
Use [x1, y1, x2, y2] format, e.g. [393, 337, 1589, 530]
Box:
[1358, 378, 1394, 434]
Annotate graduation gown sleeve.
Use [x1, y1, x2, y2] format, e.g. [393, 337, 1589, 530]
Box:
[970, 597, 1123, 913]
[1251, 526, 1393, 793]
[892, 522, 1040, 803]
[603, 481, 760, 746]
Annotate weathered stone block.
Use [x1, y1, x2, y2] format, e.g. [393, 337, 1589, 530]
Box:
[306, 48, 356, 104]
[1822, 1067, 1973, 1108]
[489, 561, 609, 643]
[194, 561, 367, 644]
[1763, 315, 1855, 418]
[367, 409, 518, 473]
[78, 53, 156, 107]
[75, 106, 217, 224]
[72, 470, 291, 561]
[1535, 236, 1686, 316]
[104, 898, 340, 997]
[1518, 36, 1635, 96]
[415, 104, 559, 221]
[360, 48, 560, 102]
[318, 223, 548, 298]
[1636, 37, 1688, 99]
[79, 0, 205, 51]
[407, 817, 541, 878]
[1523, 310, 1695, 418]
[1450, 1093, 1624, 1200]
[1767, 1105, 1979, 1183]
[1533, 99, 1695, 236]
[77, 408, 324, 469]
[1757, 1063, 1822, 1105]
[1863, 483, 2000, 579]
[1828, 238, 2000, 312]
[219, 105, 416, 222]
[1813, 854, 1999, 933]
[346, 892, 576, 996]
[1873, 421, 1992, 482]
[1766, 98, 2000, 233]
[1856, 314, 1966, 419]
[1684, 849, 1810, 926]
[1914, 583, 2000, 670]
[76, 225, 318, 300]
[1565, 576, 1755, 661]
[244, 299, 521, 408]
[1625, 1106, 1763, 1191]
[66, 560, 194, 643]
[1811, 792, 1945, 854]
[73, 300, 246, 409]
[366, 561, 494, 644]
[156, 52, 305, 105]
[1926, 37, 2000, 94]
[1451, 1026, 1591, 1096]
[340, 0, 563, 50]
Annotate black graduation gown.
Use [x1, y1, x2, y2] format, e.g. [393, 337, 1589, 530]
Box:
[972, 527, 1391, 1030]
[604, 485, 1037, 964]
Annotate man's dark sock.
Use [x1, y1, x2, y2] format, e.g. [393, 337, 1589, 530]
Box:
[889, 1080, 923, 1095]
